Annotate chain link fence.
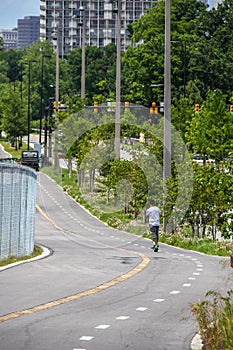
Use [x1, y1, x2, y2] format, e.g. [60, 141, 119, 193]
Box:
[0, 163, 37, 261]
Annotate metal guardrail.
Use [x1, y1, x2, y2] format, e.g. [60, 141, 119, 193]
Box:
[0, 163, 37, 261]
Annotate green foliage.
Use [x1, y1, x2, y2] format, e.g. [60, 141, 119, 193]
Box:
[0, 83, 27, 146]
[100, 159, 148, 218]
[186, 89, 233, 160]
[159, 232, 232, 256]
[183, 164, 233, 239]
[191, 290, 233, 350]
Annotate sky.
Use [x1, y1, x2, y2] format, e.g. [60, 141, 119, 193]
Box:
[0, 0, 216, 30]
[0, 0, 40, 29]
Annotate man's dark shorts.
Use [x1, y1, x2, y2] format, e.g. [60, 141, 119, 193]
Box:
[150, 225, 159, 241]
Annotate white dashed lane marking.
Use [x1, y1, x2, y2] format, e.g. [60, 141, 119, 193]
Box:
[73, 254, 203, 350]
[136, 307, 148, 311]
[170, 290, 180, 295]
[116, 316, 130, 320]
[79, 336, 94, 341]
[95, 325, 110, 329]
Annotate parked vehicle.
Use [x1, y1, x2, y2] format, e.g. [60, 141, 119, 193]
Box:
[21, 150, 40, 171]
[193, 155, 215, 166]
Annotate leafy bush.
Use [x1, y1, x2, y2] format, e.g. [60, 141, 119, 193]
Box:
[158, 232, 232, 257]
[191, 290, 233, 350]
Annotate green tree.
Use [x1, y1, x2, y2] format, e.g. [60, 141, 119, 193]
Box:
[101, 159, 148, 218]
[0, 48, 25, 82]
[186, 89, 233, 161]
[122, 0, 208, 104]
[20, 41, 55, 121]
[62, 44, 117, 105]
[183, 165, 233, 239]
[0, 60, 9, 84]
[0, 84, 27, 149]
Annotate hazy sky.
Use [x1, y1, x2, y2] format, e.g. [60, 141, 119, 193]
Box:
[0, 0, 216, 30]
[0, 0, 40, 29]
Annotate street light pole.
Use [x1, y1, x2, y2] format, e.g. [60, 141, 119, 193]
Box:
[54, 22, 60, 169]
[39, 52, 45, 144]
[163, 0, 171, 181]
[27, 60, 35, 150]
[55, 24, 59, 116]
[115, 0, 121, 159]
[79, 4, 86, 99]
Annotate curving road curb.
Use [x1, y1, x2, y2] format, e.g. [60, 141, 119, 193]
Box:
[0, 245, 52, 272]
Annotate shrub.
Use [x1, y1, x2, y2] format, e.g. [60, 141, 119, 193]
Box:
[191, 290, 233, 350]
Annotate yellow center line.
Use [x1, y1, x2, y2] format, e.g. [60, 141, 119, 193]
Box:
[0, 205, 150, 323]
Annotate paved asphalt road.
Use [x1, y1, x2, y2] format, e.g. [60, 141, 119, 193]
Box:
[0, 171, 232, 350]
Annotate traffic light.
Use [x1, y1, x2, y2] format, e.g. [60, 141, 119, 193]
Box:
[230, 104, 233, 115]
[53, 101, 61, 112]
[124, 101, 130, 112]
[49, 97, 55, 117]
[150, 102, 158, 114]
[195, 104, 200, 116]
[94, 101, 98, 113]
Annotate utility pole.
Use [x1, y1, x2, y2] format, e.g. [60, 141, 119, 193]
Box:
[79, 5, 86, 100]
[115, 0, 121, 159]
[163, 0, 171, 181]
[163, 0, 171, 233]
[27, 60, 35, 150]
[39, 52, 45, 144]
[27, 62, 31, 151]
[53, 22, 60, 169]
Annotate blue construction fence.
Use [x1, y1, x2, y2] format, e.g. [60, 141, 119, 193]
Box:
[0, 163, 37, 261]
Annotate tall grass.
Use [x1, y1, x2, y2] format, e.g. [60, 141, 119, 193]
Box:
[191, 290, 233, 350]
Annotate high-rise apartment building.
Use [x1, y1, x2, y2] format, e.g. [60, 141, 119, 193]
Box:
[40, 0, 155, 57]
[17, 16, 40, 49]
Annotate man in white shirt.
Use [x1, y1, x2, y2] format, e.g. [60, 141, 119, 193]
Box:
[146, 199, 161, 252]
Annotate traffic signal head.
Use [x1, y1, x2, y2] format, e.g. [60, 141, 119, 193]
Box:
[94, 101, 98, 113]
[195, 104, 200, 115]
[49, 97, 55, 116]
[124, 101, 130, 112]
[150, 102, 158, 114]
[53, 101, 61, 112]
[230, 104, 233, 114]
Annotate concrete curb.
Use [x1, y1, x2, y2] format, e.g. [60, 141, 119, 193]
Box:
[190, 333, 203, 350]
[0, 245, 52, 271]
